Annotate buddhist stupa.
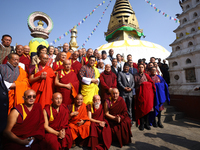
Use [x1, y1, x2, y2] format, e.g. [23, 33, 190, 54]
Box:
[97, 0, 170, 62]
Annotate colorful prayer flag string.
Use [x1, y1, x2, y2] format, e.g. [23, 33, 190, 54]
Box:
[144, 0, 179, 23]
[81, 0, 113, 48]
[49, 1, 106, 45]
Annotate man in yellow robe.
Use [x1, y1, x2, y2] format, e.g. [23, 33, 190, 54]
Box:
[79, 55, 100, 105]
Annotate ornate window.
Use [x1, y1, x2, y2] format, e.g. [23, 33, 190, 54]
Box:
[175, 46, 181, 51]
[180, 33, 184, 37]
[191, 28, 195, 33]
[186, 58, 192, 64]
[188, 42, 193, 47]
[186, 5, 190, 9]
[193, 12, 198, 18]
[183, 18, 187, 23]
[172, 61, 178, 67]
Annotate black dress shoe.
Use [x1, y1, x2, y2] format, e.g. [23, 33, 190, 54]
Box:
[153, 122, 158, 127]
[139, 124, 144, 131]
[158, 122, 164, 128]
[131, 121, 134, 125]
[144, 124, 151, 130]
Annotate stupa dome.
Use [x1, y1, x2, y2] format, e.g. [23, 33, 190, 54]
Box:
[97, 39, 170, 62]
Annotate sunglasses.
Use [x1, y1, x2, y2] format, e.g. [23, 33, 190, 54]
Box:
[27, 95, 36, 99]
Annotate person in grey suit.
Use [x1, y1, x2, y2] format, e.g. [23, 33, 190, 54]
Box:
[118, 62, 135, 123]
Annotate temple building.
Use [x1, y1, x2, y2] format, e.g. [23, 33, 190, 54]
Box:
[97, 0, 170, 62]
[167, 0, 200, 120]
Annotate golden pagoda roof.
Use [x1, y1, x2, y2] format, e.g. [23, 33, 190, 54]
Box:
[105, 0, 143, 42]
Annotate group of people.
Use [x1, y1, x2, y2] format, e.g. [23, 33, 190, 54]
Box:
[0, 34, 170, 150]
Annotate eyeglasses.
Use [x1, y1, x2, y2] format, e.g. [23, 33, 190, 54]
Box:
[27, 95, 36, 99]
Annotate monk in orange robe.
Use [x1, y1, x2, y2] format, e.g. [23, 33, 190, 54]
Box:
[3, 89, 46, 150]
[104, 88, 132, 148]
[52, 52, 67, 71]
[55, 60, 79, 106]
[44, 93, 73, 150]
[68, 94, 91, 147]
[29, 54, 55, 109]
[70, 51, 82, 75]
[87, 95, 112, 150]
[0, 53, 30, 114]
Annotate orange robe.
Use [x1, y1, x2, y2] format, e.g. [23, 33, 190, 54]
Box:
[31, 66, 55, 109]
[8, 66, 30, 114]
[68, 103, 91, 140]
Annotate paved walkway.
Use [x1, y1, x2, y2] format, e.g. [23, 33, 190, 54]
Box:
[70, 119, 200, 150]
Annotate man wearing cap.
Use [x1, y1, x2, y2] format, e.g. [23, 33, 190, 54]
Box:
[101, 50, 112, 66]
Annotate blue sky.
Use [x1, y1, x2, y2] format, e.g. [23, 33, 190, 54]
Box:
[0, 0, 182, 52]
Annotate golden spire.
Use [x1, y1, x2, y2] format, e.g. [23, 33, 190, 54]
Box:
[105, 0, 143, 42]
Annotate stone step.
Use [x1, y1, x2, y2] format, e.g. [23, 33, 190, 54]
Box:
[162, 105, 176, 113]
[161, 112, 184, 123]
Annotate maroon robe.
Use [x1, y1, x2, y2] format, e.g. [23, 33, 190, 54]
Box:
[44, 104, 73, 150]
[70, 59, 82, 75]
[100, 71, 117, 103]
[56, 70, 79, 106]
[20, 54, 31, 73]
[87, 104, 112, 150]
[105, 96, 132, 148]
[135, 73, 156, 124]
[3, 103, 45, 150]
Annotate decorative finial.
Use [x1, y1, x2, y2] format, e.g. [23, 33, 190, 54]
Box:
[38, 20, 44, 27]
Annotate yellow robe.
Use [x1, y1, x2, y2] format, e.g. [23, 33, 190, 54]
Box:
[81, 67, 100, 105]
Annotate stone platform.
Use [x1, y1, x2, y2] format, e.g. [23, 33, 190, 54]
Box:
[70, 119, 200, 150]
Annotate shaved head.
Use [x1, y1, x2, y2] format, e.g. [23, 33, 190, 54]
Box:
[52, 92, 62, 99]
[63, 59, 71, 71]
[52, 92, 63, 107]
[111, 88, 119, 101]
[15, 45, 24, 56]
[24, 89, 36, 97]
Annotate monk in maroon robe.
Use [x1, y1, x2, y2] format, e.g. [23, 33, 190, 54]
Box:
[43, 93, 73, 150]
[3, 89, 45, 150]
[53, 52, 67, 72]
[20, 45, 31, 73]
[55, 60, 79, 106]
[70, 51, 82, 75]
[100, 64, 117, 103]
[104, 88, 132, 148]
[87, 95, 112, 150]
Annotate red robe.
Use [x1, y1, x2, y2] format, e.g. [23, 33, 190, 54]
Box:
[3, 103, 45, 150]
[70, 59, 82, 75]
[87, 104, 112, 150]
[56, 70, 79, 106]
[135, 73, 156, 124]
[44, 104, 73, 150]
[19, 54, 31, 73]
[53, 61, 64, 71]
[100, 71, 117, 103]
[68, 103, 91, 140]
[31, 66, 55, 109]
[106, 96, 132, 148]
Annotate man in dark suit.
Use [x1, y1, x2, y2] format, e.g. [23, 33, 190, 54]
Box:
[111, 58, 119, 76]
[0, 72, 9, 149]
[118, 62, 135, 123]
